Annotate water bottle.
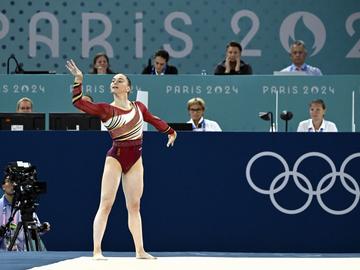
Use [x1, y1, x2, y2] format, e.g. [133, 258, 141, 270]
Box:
[201, 69, 207, 75]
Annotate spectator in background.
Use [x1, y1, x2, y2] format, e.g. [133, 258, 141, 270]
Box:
[280, 40, 322, 75]
[187, 97, 222, 131]
[16, 97, 33, 113]
[297, 99, 337, 132]
[214, 41, 252, 75]
[90, 52, 114, 74]
[142, 49, 178, 75]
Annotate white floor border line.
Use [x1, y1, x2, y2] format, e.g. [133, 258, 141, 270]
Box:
[28, 256, 360, 270]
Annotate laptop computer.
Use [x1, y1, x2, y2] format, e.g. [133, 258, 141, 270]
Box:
[168, 123, 193, 131]
[273, 71, 307, 76]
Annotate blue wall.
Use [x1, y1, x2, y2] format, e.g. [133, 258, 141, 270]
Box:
[0, 131, 359, 252]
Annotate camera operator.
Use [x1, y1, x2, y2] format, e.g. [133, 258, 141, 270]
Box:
[0, 175, 50, 251]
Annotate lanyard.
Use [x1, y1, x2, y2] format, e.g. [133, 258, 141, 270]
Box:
[151, 66, 165, 75]
[292, 64, 307, 71]
[2, 204, 6, 226]
[193, 120, 206, 131]
[2, 199, 18, 226]
[308, 127, 323, 132]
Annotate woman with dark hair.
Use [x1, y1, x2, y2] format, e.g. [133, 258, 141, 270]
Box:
[214, 41, 252, 75]
[66, 59, 177, 259]
[90, 52, 114, 74]
[142, 49, 178, 75]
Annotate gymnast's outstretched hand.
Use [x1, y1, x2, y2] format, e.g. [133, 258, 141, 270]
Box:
[167, 131, 177, 147]
[65, 59, 83, 83]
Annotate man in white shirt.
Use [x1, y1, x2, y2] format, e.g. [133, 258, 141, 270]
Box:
[186, 97, 222, 132]
[280, 40, 322, 76]
[297, 99, 338, 132]
[0, 176, 50, 251]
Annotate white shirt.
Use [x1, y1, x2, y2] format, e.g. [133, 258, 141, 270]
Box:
[281, 64, 322, 76]
[187, 117, 222, 132]
[297, 119, 338, 132]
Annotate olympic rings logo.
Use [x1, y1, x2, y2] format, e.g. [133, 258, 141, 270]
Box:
[245, 152, 360, 215]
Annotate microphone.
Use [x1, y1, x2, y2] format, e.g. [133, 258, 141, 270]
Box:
[6, 54, 23, 74]
[280, 110, 293, 132]
[15, 63, 25, 74]
[258, 111, 274, 132]
[6, 54, 55, 74]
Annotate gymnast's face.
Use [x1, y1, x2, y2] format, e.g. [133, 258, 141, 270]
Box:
[110, 74, 130, 95]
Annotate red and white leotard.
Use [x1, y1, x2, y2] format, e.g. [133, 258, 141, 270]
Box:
[72, 82, 174, 172]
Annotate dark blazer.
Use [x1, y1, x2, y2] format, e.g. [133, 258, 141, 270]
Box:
[214, 60, 253, 75]
[142, 65, 178, 75]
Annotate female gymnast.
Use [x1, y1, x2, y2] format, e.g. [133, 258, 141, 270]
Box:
[66, 59, 177, 259]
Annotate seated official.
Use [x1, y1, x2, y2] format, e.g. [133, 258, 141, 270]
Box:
[0, 176, 50, 251]
[16, 97, 33, 113]
[297, 99, 337, 132]
[142, 49, 178, 75]
[280, 40, 322, 76]
[214, 41, 252, 75]
[187, 97, 222, 131]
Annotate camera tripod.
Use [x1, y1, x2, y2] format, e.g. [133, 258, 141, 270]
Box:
[6, 206, 45, 251]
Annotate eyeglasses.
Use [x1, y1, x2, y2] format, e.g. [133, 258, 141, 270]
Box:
[189, 108, 203, 112]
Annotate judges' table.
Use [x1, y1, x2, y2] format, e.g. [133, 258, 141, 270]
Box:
[0, 74, 359, 131]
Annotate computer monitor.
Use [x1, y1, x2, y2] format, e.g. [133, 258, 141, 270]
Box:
[49, 113, 101, 131]
[0, 113, 45, 131]
[168, 123, 193, 131]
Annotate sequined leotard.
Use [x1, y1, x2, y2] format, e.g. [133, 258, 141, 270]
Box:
[72, 82, 174, 173]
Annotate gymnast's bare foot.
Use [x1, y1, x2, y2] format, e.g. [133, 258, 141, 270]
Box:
[93, 253, 107, 260]
[136, 251, 157, 259]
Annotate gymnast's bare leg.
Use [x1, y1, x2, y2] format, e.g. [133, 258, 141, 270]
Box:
[122, 157, 155, 259]
[93, 157, 122, 259]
